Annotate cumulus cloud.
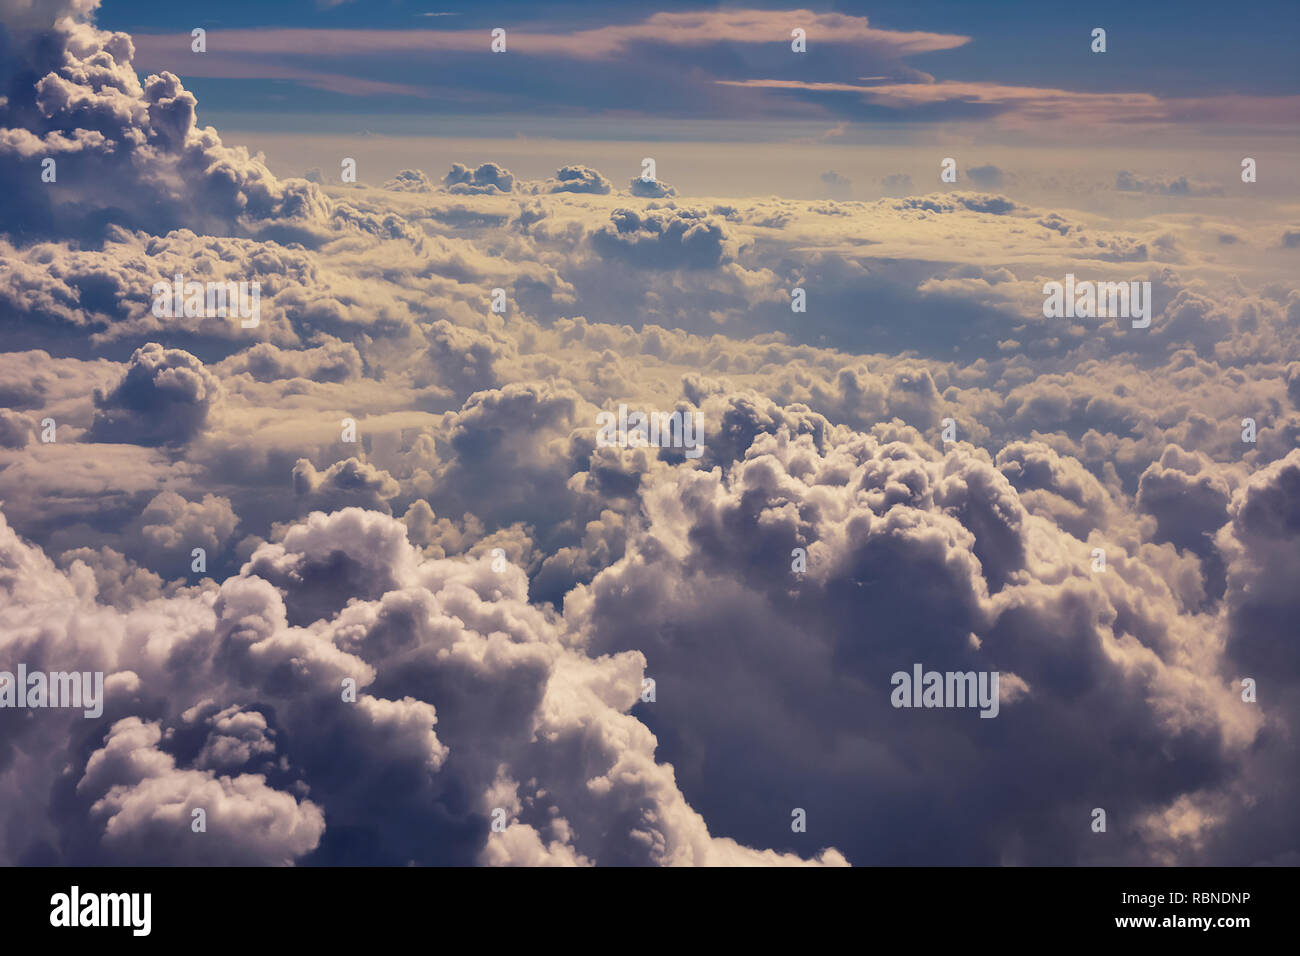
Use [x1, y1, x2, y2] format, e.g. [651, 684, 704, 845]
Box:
[385, 169, 434, 193]
[89, 344, 220, 446]
[0, 505, 843, 865]
[568, 421, 1259, 864]
[292, 456, 402, 514]
[541, 164, 612, 195]
[1137, 445, 1232, 554]
[217, 340, 363, 384]
[629, 176, 677, 199]
[0, 408, 34, 447]
[591, 207, 736, 269]
[77, 716, 326, 865]
[445, 162, 515, 195]
[0, 17, 333, 241]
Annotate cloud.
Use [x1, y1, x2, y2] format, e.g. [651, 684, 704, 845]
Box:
[590, 207, 736, 269]
[629, 176, 677, 199]
[1116, 170, 1223, 196]
[540, 164, 612, 195]
[0, 505, 843, 865]
[134, 490, 239, 563]
[89, 344, 220, 446]
[385, 169, 434, 193]
[567, 420, 1258, 864]
[77, 716, 326, 865]
[1137, 445, 1232, 553]
[717, 78, 1300, 127]
[0, 18, 336, 241]
[896, 193, 1017, 215]
[292, 456, 402, 514]
[0, 408, 34, 447]
[217, 340, 363, 384]
[128, 11, 968, 63]
[445, 162, 515, 195]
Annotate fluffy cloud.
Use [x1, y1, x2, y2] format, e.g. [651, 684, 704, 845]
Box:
[591, 207, 736, 269]
[629, 176, 678, 199]
[77, 716, 326, 865]
[292, 456, 402, 514]
[542, 164, 612, 195]
[445, 162, 515, 195]
[568, 423, 1258, 864]
[0, 505, 843, 865]
[0, 18, 332, 241]
[384, 169, 434, 193]
[89, 344, 220, 446]
[0, 408, 34, 447]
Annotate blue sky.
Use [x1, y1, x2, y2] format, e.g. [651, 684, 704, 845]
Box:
[98, 1, 1300, 126]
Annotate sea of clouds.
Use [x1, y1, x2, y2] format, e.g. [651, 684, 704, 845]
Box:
[0, 0, 1298, 866]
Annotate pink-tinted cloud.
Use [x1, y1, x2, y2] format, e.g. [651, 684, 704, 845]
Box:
[131, 10, 968, 62]
[717, 78, 1300, 125]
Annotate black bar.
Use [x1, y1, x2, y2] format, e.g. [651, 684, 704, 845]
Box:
[1, 866, 1285, 942]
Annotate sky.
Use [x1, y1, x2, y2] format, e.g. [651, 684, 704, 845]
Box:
[0, 0, 1297, 867]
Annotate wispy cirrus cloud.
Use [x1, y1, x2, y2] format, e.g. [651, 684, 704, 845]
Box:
[135, 10, 968, 60]
[717, 79, 1300, 126]
[128, 9, 965, 110]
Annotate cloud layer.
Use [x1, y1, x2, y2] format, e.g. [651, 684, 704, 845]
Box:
[0, 1, 1297, 867]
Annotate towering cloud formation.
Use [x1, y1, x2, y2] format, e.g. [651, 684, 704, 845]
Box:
[0, 14, 322, 239]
